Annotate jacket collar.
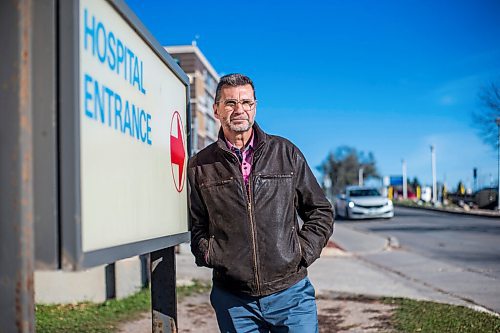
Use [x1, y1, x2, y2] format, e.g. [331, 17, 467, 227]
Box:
[217, 122, 267, 152]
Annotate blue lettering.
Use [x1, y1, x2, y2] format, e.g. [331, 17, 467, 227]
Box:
[140, 110, 147, 142]
[123, 101, 132, 135]
[116, 39, 124, 76]
[84, 73, 93, 118]
[94, 80, 105, 123]
[132, 57, 140, 91]
[107, 32, 116, 71]
[126, 48, 134, 83]
[114, 93, 122, 129]
[81, 75, 152, 145]
[82, 10, 147, 94]
[140, 61, 146, 94]
[115, 98, 123, 131]
[132, 105, 141, 140]
[104, 86, 114, 127]
[96, 22, 106, 63]
[83, 9, 95, 55]
[146, 113, 152, 145]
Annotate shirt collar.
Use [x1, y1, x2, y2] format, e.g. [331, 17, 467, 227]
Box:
[225, 132, 254, 153]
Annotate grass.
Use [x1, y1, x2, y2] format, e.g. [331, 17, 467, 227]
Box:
[35, 280, 211, 333]
[36, 283, 500, 333]
[384, 298, 500, 333]
[177, 279, 211, 300]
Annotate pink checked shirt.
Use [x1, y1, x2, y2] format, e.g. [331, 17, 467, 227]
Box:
[225, 133, 255, 186]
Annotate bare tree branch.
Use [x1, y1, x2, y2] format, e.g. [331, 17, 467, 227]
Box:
[473, 79, 500, 149]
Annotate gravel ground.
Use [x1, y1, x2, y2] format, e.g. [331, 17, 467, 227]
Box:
[118, 291, 396, 333]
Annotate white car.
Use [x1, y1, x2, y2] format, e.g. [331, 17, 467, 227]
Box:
[336, 186, 394, 220]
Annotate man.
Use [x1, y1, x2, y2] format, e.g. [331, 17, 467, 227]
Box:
[188, 73, 334, 332]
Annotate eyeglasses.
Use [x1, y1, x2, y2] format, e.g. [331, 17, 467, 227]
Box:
[219, 99, 257, 111]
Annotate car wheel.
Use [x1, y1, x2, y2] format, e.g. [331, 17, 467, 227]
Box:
[345, 207, 350, 220]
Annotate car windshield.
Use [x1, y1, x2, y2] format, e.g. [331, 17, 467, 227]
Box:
[349, 189, 381, 197]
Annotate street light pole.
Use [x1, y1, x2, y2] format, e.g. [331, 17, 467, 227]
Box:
[496, 118, 500, 210]
[359, 168, 364, 186]
[323, 174, 332, 201]
[431, 145, 437, 204]
[402, 159, 407, 200]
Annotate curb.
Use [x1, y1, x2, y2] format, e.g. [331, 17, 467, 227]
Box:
[321, 240, 349, 257]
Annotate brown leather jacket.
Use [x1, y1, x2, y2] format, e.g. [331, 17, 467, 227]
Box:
[188, 123, 334, 296]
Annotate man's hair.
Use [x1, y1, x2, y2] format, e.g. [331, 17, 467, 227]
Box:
[215, 73, 256, 102]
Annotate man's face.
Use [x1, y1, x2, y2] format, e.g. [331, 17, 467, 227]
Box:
[214, 84, 256, 134]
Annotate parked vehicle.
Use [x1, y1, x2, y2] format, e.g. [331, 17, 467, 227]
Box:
[420, 186, 432, 203]
[335, 186, 394, 220]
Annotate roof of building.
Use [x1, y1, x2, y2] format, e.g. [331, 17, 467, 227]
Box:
[164, 43, 220, 81]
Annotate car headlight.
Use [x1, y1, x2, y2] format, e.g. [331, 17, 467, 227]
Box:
[348, 201, 355, 208]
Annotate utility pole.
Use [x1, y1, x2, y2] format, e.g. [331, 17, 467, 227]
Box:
[359, 168, 364, 186]
[431, 145, 437, 205]
[473, 168, 478, 193]
[402, 159, 407, 200]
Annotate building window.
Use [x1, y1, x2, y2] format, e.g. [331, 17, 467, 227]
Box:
[203, 70, 216, 95]
[205, 115, 219, 141]
[191, 117, 198, 155]
[206, 94, 214, 107]
[197, 135, 205, 150]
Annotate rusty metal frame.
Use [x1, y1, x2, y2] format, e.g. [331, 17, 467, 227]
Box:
[33, 0, 59, 270]
[0, 0, 36, 331]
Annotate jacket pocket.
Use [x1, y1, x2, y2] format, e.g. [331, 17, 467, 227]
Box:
[199, 177, 242, 228]
[253, 173, 294, 211]
[293, 226, 307, 269]
[292, 226, 302, 258]
[199, 177, 234, 189]
[258, 173, 293, 179]
[207, 236, 215, 267]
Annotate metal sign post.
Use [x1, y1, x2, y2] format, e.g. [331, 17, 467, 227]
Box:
[151, 248, 178, 333]
[0, 1, 35, 332]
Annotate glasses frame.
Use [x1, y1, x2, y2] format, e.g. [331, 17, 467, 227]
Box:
[218, 99, 257, 111]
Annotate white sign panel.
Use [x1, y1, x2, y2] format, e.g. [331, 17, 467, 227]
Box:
[79, 0, 188, 253]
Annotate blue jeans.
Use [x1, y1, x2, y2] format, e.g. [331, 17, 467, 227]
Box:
[210, 277, 318, 333]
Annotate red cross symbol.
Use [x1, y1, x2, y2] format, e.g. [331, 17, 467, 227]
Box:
[170, 111, 186, 192]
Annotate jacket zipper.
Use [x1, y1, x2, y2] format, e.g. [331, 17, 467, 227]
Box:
[246, 177, 261, 295]
[221, 140, 264, 295]
[248, 142, 265, 295]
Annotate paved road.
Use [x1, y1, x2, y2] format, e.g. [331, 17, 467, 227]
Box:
[342, 206, 500, 278]
[336, 206, 500, 313]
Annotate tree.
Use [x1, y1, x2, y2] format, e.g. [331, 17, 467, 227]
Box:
[473, 80, 500, 149]
[318, 146, 380, 196]
[409, 177, 421, 193]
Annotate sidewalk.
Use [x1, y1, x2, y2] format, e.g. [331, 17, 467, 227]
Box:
[120, 224, 497, 332]
[311, 225, 480, 308]
[175, 226, 469, 304]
